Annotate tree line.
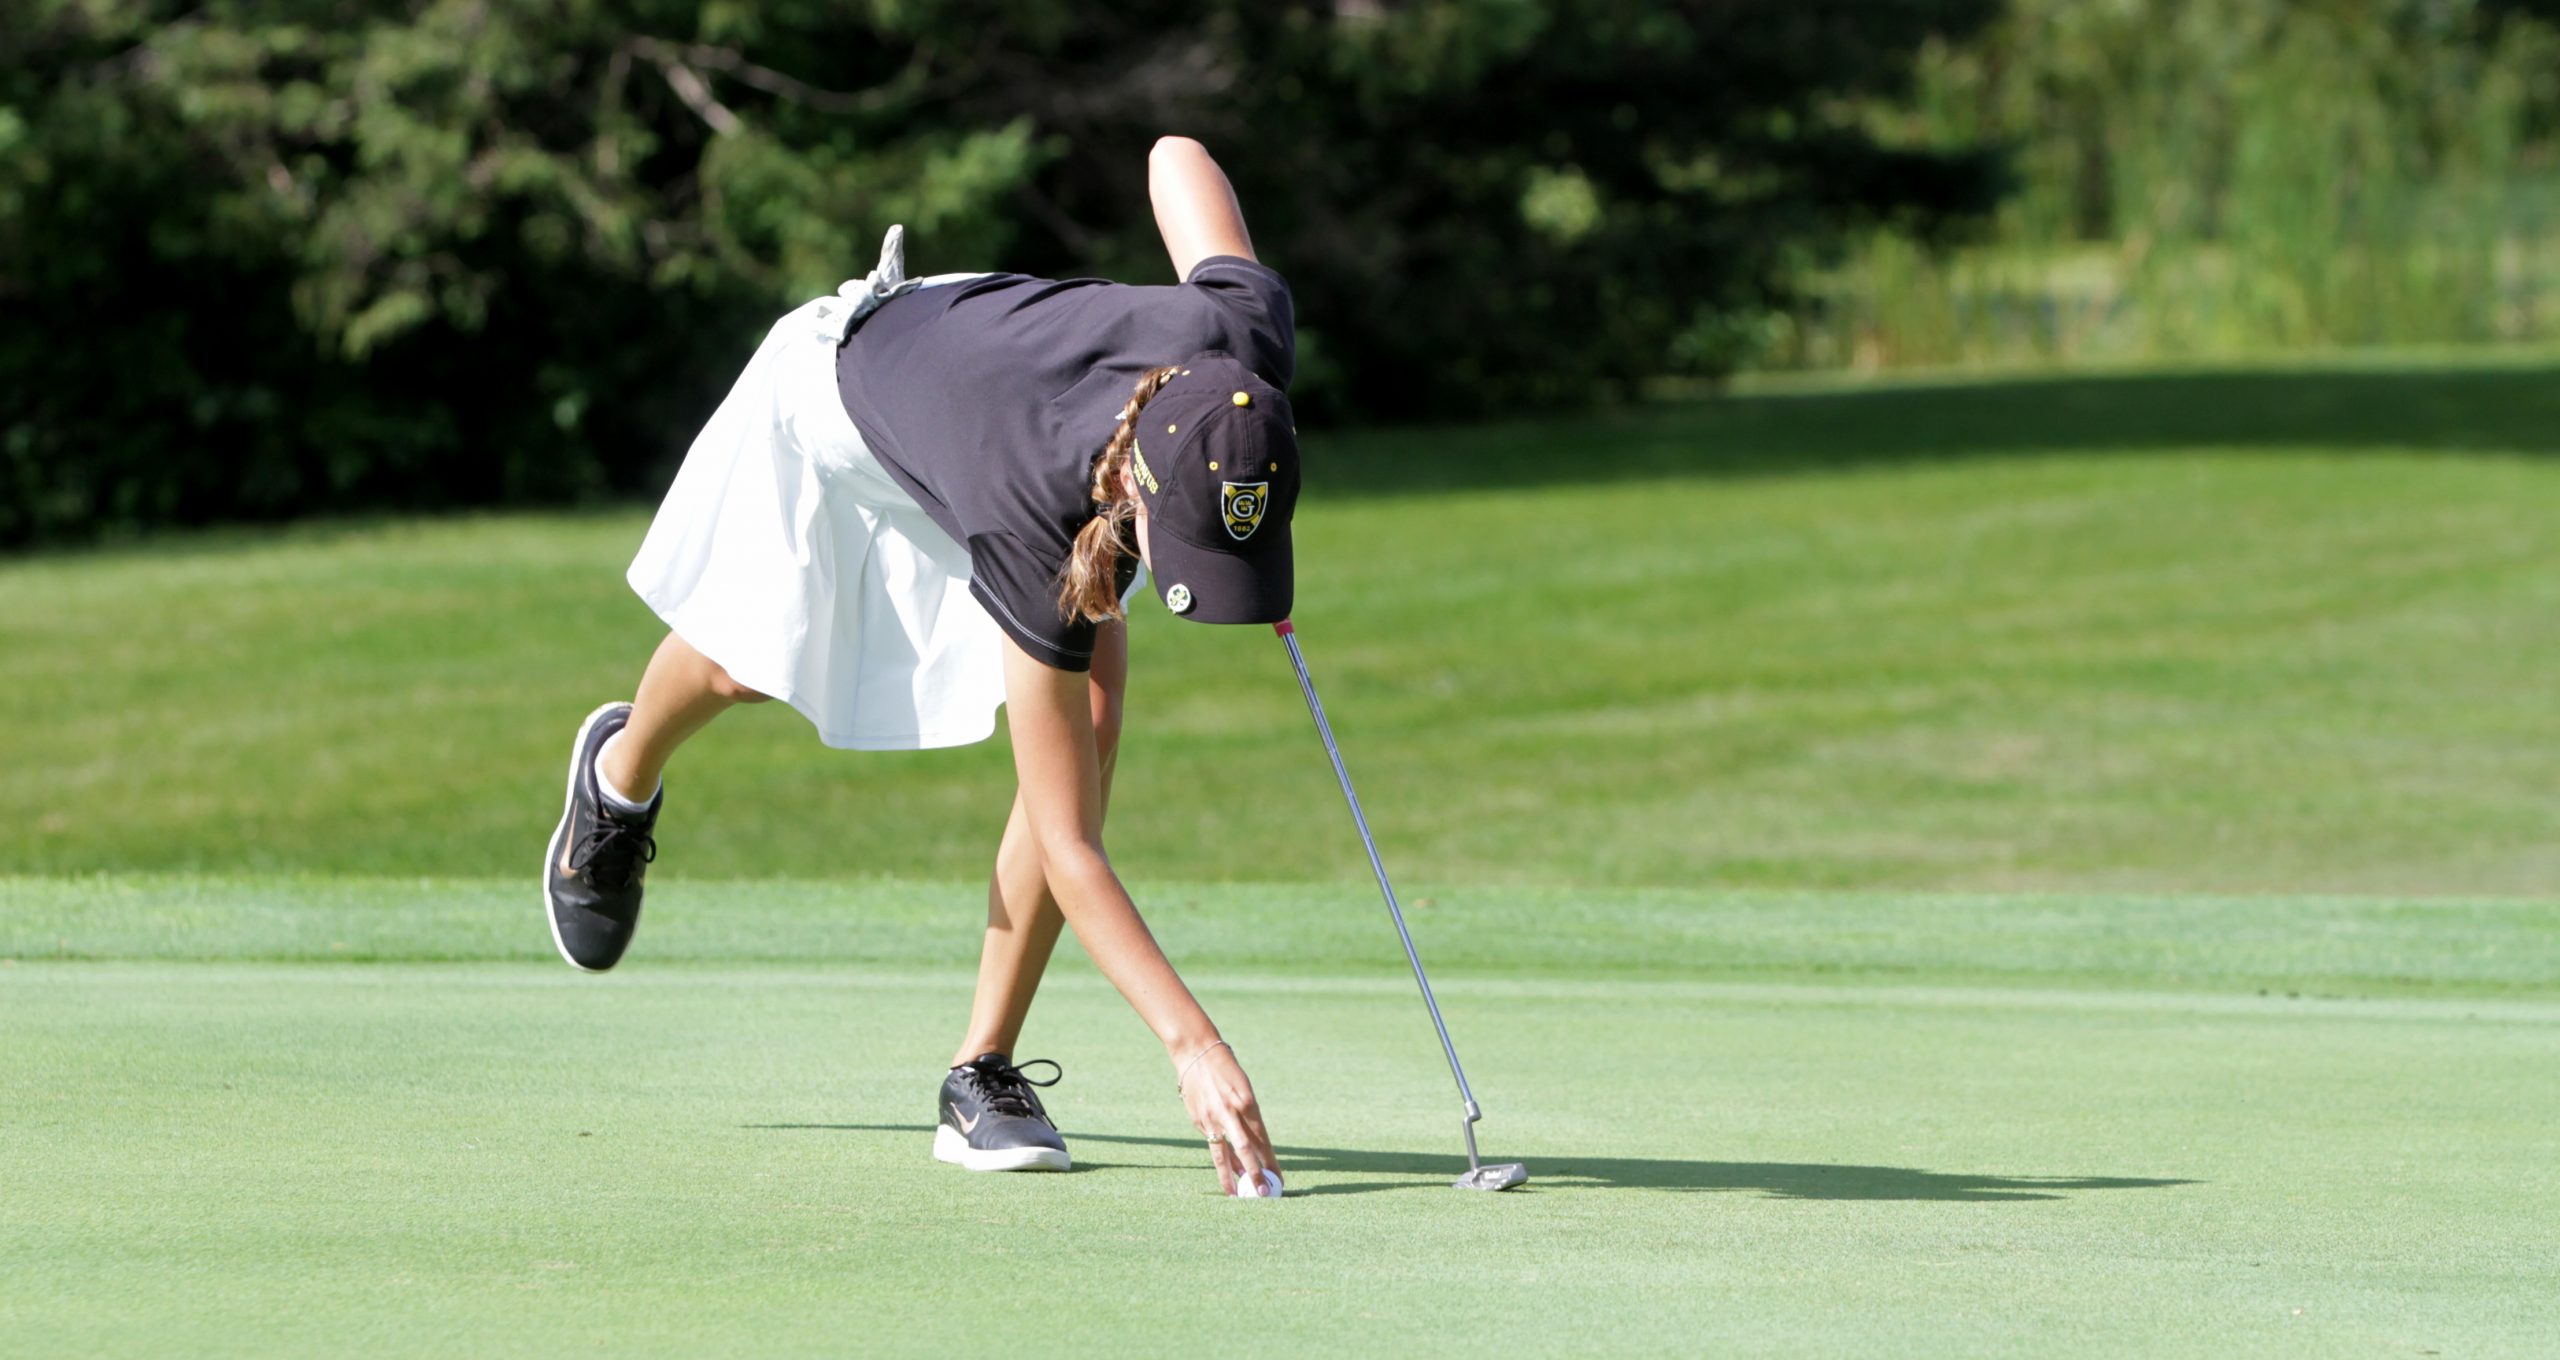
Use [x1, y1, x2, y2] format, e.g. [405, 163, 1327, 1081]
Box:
[1782, 0, 2560, 368]
[1, 0, 1998, 546]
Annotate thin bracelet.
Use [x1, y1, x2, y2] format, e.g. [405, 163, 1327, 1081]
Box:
[1174, 1039, 1231, 1094]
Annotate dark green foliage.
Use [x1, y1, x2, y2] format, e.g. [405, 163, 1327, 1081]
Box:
[0, 1, 1996, 544]
[1780, 0, 2560, 368]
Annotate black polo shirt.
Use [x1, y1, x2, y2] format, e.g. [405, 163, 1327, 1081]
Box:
[835, 256, 1295, 670]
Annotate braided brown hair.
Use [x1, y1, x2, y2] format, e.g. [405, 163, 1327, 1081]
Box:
[1056, 364, 1183, 623]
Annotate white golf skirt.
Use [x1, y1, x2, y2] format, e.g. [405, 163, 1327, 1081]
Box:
[626, 273, 1013, 750]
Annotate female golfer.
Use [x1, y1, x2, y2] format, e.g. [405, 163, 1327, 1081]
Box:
[542, 137, 1290, 1195]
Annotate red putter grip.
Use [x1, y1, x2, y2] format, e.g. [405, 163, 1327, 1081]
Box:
[1273, 619, 1295, 636]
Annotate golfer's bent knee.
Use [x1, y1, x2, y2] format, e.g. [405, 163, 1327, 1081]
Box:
[710, 667, 772, 703]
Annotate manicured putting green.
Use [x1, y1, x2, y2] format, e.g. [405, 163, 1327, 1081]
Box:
[5, 879, 2554, 1356]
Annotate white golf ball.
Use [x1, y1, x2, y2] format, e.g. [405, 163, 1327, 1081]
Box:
[1235, 1168, 1284, 1198]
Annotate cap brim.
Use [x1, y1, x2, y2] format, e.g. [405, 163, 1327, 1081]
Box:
[1149, 523, 1293, 624]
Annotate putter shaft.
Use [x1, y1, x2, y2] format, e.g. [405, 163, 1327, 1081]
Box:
[1274, 621, 1484, 1162]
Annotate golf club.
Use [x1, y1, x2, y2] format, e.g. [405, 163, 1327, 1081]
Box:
[1273, 620, 1529, 1193]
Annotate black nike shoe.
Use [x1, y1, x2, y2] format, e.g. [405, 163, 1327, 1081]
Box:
[934, 1053, 1071, 1172]
[543, 701, 659, 973]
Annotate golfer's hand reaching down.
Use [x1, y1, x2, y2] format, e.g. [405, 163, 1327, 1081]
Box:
[1181, 1042, 1278, 1195]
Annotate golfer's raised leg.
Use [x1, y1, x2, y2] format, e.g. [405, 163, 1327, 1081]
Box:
[544, 631, 766, 972]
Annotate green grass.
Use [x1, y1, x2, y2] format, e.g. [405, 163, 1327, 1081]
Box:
[7, 875, 2556, 995]
[8, 362, 2560, 893]
[8, 359, 2560, 1352]
[6, 880, 2557, 1356]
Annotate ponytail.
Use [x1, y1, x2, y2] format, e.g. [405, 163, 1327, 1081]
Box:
[1058, 364, 1183, 624]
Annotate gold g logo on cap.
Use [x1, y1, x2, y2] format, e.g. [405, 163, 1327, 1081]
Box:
[1166, 583, 1194, 614]
[1220, 481, 1269, 541]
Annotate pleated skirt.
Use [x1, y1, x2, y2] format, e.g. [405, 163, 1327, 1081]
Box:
[624, 282, 1011, 750]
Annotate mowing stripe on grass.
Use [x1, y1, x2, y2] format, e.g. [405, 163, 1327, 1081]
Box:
[6, 875, 2554, 997]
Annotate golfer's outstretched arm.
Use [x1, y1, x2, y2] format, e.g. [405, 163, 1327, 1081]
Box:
[1149, 135, 1255, 277]
[1000, 639, 1279, 1192]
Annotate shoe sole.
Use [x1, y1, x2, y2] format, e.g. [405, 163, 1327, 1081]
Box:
[933, 1124, 1071, 1172]
[543, 701, 633, 974]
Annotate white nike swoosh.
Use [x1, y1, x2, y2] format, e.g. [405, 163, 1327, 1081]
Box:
[955, 1111, 980, 1134]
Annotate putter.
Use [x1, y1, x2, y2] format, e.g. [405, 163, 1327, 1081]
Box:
[1274, 620, 1528, 1192]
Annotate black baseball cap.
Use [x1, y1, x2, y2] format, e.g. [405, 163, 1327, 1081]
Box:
[1127, 352, 1298, 624]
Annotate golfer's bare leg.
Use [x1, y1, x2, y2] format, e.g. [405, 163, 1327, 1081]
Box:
[600, 631, 769, 797]
[951, 796, 1071, 1064]
[951, 621, 1126, 1063]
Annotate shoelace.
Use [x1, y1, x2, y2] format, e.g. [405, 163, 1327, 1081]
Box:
[966, 1056, 1062, 1118]
[568, 817, 657, 891]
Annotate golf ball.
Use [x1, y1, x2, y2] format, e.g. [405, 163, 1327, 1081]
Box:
[1235, 1168, 1285, 1198]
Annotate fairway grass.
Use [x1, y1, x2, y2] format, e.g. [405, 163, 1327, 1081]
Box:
[6, 879, 2557, 1356]
[8, 362, 2560, 895]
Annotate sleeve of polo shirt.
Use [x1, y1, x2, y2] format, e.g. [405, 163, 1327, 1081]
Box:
[1184, 256, 1297, 389]
[966, 530, 1101, 672]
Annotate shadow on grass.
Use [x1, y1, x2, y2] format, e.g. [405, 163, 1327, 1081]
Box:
[748, 1123, 2196, 1201]
[1315, 363, 2560, 501]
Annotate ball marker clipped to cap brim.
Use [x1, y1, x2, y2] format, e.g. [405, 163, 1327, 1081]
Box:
[1129, 353, 1297, 625]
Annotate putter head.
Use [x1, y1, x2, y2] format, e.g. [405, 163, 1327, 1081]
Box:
[1453, 1162, 1529, 1192]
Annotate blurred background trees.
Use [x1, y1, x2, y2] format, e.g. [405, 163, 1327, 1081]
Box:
[5, 0, 2557, 547]
[1, 0, 2002, 544]
[1786, 0, 2560, 367]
